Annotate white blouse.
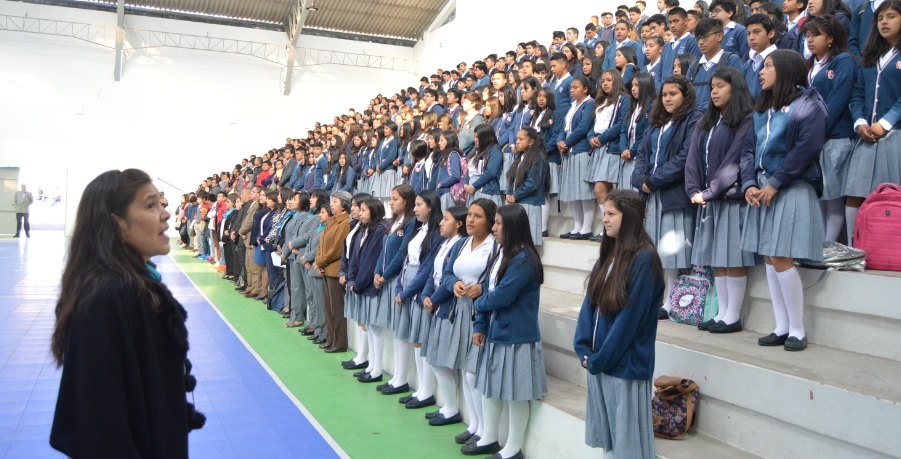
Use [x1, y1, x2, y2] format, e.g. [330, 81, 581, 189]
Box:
[432, 235, 461, 288]
[593, 103, 616, 136]
[406, 223, 428, 267]
[452, 234, 496, 284]
[488, 248, 504, 292]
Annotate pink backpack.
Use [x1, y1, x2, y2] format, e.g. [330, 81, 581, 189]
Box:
[447, 151, 469, 206]
[855, 183, 901, 271]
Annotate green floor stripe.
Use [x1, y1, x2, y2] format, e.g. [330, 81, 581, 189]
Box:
[170, 245, 466, 459]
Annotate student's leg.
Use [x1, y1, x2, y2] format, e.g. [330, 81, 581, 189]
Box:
[475, 395, 502, 447]
[432, 366, 459, 416]
[723, 267, 748, 326]
[845, 196, 864, 246]
[354, 325, 369, 364]
[772, 256, 805, 340]
[462, 371, 483, 436]
[499, 400, 530, 457]
[820, 198, 845, 243]
[569, 200, 584, 235]
[579, 199, 596, 235]
[368, 325, 385, 377]
[764, 257, 789, 337]
[712, 268, 729, 323]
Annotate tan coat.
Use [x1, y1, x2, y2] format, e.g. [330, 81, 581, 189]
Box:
[315, 212, 350, 278]
[239, 200, 259, 248]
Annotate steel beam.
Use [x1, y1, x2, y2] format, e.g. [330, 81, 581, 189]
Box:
[113, 0, 125, 81]
[283, 0, 311, 96]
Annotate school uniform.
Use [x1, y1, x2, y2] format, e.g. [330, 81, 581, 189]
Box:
[339, 219, 362, 323]
[335, 167, 356, 193]
[473, 249, 547, 401]
[774, 29, 799, 51]
[395, 228, 443, 347]
[573, 250, 663, 457]
[660, 32, 703, 82]
[743, 45, 777, 100]
[849, 0, 880, 57]
[809, 52, 856, 201]
[685, 116, 758, 268]
[409, 159, 429, 194]
[588, 95, 631, 184]
[313, 154, 328, 189]
[845, 48, 901, 197]
[557, 97, 597, 202]
[358, 149, 375, 195]
[433, 152, 464, 212]
[553, 73, 574, 113]
[348, 221, 389, 327]
[459, 113, 485, 157]
[619, 103, 652, 191]
[375, 219, 417, 339]
[603, 40, 644, 71]
[535, 109, 565, 195]
[740, 88, 827, 261]
[509, 159, 549, 246]
[372, 137, 399, 199]
[467, 144, 503, 207]
[689, 50, 744, 110]
[644, 59, 663, 91]
[422, 234, 461, 366]
[721, 22, 750, 63]
[632, 108, 704, 269]
[621, 64, 636, 87]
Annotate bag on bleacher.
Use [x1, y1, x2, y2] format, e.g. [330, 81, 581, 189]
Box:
[667, 266, 718, 325]
[854, 182, 901, 271]
[652, 376, 699, 440]
[799, 241, 866, 271]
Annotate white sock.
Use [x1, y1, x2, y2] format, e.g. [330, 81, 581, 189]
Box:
[713, 275, 729, 323]
[387, 339, 399, 386]
[845, 206, 859, 246]
[580, 199, 596, 234]
[598, 203, 605, 234]
[411, 353, 424, 398]
[499, 400, 530, 457]
[765, 265, 789, 336]
[462, 371, 482, 435]
[570, 200, 583, 234]
[364, 330, 375, 373]
[821, 199, 845, 243]
[394, 340, 412, 386]
[541, 204, 549, 232]
[418, 359, 435, 400]
[369, 326, 385, 377]
[724, 276, 747, 325]
[354, 328, 369, 365]
[776, 267, 806, 339]
[432, 366, 459, 416]
[662, 269, 678, 312]
[478, 395, 502, 446]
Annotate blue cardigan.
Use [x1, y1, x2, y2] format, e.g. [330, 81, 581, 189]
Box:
[473, 250, 542, 344]
[850, 52, 901, 130]
[421, 237, 461, 319]
[394, 231, 444, 301]
[409, 161, 429, 194]
[432, 151, 463, 197]
[684, 116, 754, 203]
[313, 155, 328, 189]
[557, 98, 596, 154]
[690, 53, 744, 109]
[338, 219, 359, 279]
[660, 34, 702, 82]
[810, 53, 856, 140]
[573, 250, 664, 379]
[346, 221, 388, 296]
[589, 95, 631, 155]
[375, 218, 417, 281]
[603, 40, 644, 71]
[510, 157, 548, 205]
[620, 102, 653, 154]
[541, 110, 566, 165]
[721, 23, 750, 63]
[376, 137, 399, 171]
[849, 2, 874, 57]
[504, 107, 534, 147]
[553, 74, 574, 113]
[468, 144, 503, 196]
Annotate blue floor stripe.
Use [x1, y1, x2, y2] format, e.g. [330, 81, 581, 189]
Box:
[0, 234, 339, 459]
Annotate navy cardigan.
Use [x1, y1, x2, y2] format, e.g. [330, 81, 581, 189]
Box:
[684, 116, 754, 203]
[468, 145, 503, 196]
[510, 158, 548, 206]
[394, 231, 444, 301]
[809, 53, 855, 140]
[338, 219, 359, 279]
[346, 221, 388, 296]
[589, 95, 631, 155]
[473, 250, 542, 344]
[632, 108, 704, 212]
[620, 102, 653, 154]
[557, 98, 596, 154]
[376, 137, 399, 171]
[573, 250, 664, 379]
[375, 218, 417, 281]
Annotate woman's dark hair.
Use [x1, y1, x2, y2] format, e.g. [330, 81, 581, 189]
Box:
[862, 0, 901, 67]
[493, 204, 544, 285]
[296, 191, 311, 212]
[445, 205, 469, 237]
[810, 0, 851, 17]
[470, 123, 499, 165]
[469, 198, 498, 236]
[562, 42, 580, 73]
[759, 3, 789, 33]
[53, 169, 165, 365]
[701, 66, 755, 130]
[650, 75, 697, 127]
[498, 85, 517, 113]
[335, 153, 350, 188]
[416, 189, 442, 263]
[518, 76, 540, 111]
[310, 188, 329, 214]
[352, 192, 372, 209]
[350, 134, 364, 154]
[387, 184, 416, 234]
[265, 189, 281, 210]
[408, 139, 429, 162]
[360, 198, 386, 231]
[756, 50, 808, 112]
[532, 88, 557, 132]
[439, 130, 461, 166]
[582, 55, 602, 85]
[507, 127, 551, 193]
[398, 122, 413, 150]
[428, 127, 444, 163]
[587, 189, 663, 315]
[572, 75, 595, 99]
[629, 72, 657, 121]
[675, 53, 698, 76]
[595, 69, 625, 109]
[800, 15, 848, 68]
[383, 120, 398, 136]
[616, 46, 639, 70]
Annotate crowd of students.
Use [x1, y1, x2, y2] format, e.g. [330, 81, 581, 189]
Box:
[172, 0, 901, 456]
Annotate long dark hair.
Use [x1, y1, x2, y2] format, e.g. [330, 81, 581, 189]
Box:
[53, 169, 164, 365]
[532, 88, 557, 132]
[800, 15, 848, 69]
[446, 205, 469, 237]
[439, 130, 461, 166]
[595, 69, 625, 109]
[650, 75, 697, 127]
[507, 127, 551, 193]
[629, 72, 657, 121]
[861, 0, 901, 67]
[756, 50, 808, 112]
[417, 189, 442, 263]
[469, 123, 499, 165]
[387, 184, 415, 234]
[700, 66, 755, 130]
[587, 189, 663, 315]
[310, 188, 329, 214]
[494, 204, 544, 284]
[518, 76, 540, 112]
[469, 198, 498, 236]
[360, 198, 386, 232]
[428, 127, 444, 163]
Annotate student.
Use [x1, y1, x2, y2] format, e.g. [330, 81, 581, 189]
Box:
[373, 185, 417, 393]
[801, 16, 855, 243]
[370, 122, 400, 207]
[339, 193, 372, 371]
[531, 88, 565, 236]
[783, 0, 809, 35]
[350, 199, 389, 382]
[328, 153, 356, 193]
[848, 0, 879, 56]
[603, 21, 645, 71]
[709, 0, 751, 61]
[573, 189, 664, 459]
[394, 190, 444, 409]
[631, 75, 704, 315]
[686, 9, 703, 35]
[588, 70, 631, 243]
[661, 7, 703, 82]
[615, 46, 640, 86]
[688, 18, 744, 109]
[467, 204, 547, 459]
[685, 67, 758, 334]
[643, 36, 665, 90]
[740, 50, 827, 352]
[465, 124, 504, 207]
[433, 131, 465, 212]
[459, 93, 486, 157]
[743, 14, 779, 99]
[506, 128, 551, 246]
[845, 0, 901, 244]
[556, 76, 597, 240]
[673, 53, 698, 76]
[797, 0, 852, 59]
[421, 206, 467, 428]
[620, 72, 656, 193]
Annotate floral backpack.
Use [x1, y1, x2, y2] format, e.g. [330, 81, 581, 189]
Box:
[667, 265, 718, 325]
[447, 150, 469, 206]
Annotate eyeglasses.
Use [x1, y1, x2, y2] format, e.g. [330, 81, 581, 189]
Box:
[698, 31, 722, 40]
[709, 8, 725, 14]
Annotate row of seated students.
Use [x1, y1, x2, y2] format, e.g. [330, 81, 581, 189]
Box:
[175, 1, 901, 456]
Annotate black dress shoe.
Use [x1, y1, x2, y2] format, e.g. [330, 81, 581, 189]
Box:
[658, 307, 670, 320]
[376, 382, 391, 391]
[399, 394, 415, 404]
[353, 370, 369, 378]
[324, 347, 347, 353]
[454, 430, 474, 444]
[487, 451, 523, 459]
[235, 286, 246, 291]
[784, 335, 808, 352]
[300, 329, 315, 336]
[318, 343, 332, 349]
[380, 383, 410, 395]
[758, 333, 789, 346]
[460, 440, 500, 455]
[424, 410, 441, 419]
[405, 396, 436, 409]
[559, 232, 574, 239]
[589, 233, 603, 242]
[306, 335, 318, 340]
[343, 360, 368, 370]
[569, 232, 592, 240]
[541, 230, 548, 237]
[464, 434, 481, 446]
[312, 338, 327, 345]
[357, 373, 383, 383]
[709, 320, 742, 334]
[697, 318, 717, 331]
[428, 412, 462, 426]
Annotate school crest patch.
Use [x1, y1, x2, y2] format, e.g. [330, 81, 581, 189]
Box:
[827, 70, 835, 79]
[896, 61, 901, 70]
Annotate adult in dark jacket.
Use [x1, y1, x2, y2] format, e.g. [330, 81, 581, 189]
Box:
[51, 169, 204, 459]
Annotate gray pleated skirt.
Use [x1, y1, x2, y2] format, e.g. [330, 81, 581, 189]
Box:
[588, 148, 621, 184]
[475, 341, 547, 401]
[426, 296, 479, 372]
[691, 201, 758, 268]
[358, 174, 372, 196]
[521, 202, 543, 246]
[343, 287, 360, 321]
[371, 169, 398, 199]
[559, 152, 595, 202]
[820, 138, 853, 201]
[842, 131, 901, 199]
[468, 175, 503, 208]
[741, 174, 824, 261]
[440, 192, 456, 213]
[619, 159, 637, 191]
[501, 151, 514, 193]
[645, 192, 695, 269]
[363, 278, 397, 329]
[549, 162, 561, 195]
[585, 372, 655, 458]
[391, 267, 416, 341]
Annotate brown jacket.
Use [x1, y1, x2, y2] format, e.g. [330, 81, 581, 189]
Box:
[315, 212, 350, 278]
[239, 200, 259, 248]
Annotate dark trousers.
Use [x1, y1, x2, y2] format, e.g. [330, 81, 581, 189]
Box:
[15, 213, 29, 236]
[223, 241, 235, 276]
[234, 245, 247, 286]
[323, 276, 347, 349]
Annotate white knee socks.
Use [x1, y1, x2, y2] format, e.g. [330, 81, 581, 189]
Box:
[391, 339, 412, 386]
[411, 352, 423, 398]
[369, 326, 385, 377]
[821, 199, 845, 243]
[580, 199, 596, 234]
[845, 206, 859, 246]
[570, 200, 584, 234]
[417, 354, 435, 400]
[354, 328, 369, 365]
[432, 365, 459, 416]
[776, 267, 805, 339]
[541, 204, 549, 232]
[597, 203, 606, 235]
[662, 269, 678, 311]
[500, 400, 530, 458]
[765, 265, 789, 336]
[462, 371, 483, 436]
[478, 395, 503, 446]
[723, 276, 747, 325]
[713, 276, 729, 323]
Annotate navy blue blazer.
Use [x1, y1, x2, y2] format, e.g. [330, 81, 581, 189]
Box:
[375, 218, 417, 281]
[510, 158, 548, 205]
[394, 231, 444, 302]
[684, 115, 754, 203]
[542, 110, 566, 164]
[346, 221, 388, 296]
[810, 53, 856, 140]
[620, 102, 653, 155]
[589, 95, 631, 154]
[376, 137, 399, 171]
[473, 250, 542, 344]
[409, 161, 429, 194]
[557, 98, 596, 154]
[851, 52, 901, 130]
[660, 34, 702, 81]
[421, 237, 459, 319]
[432, 152, 463, 196]
[553, 74, 574, 113]
[313, 155, 328, 189]
[504, 107, 534, 147]
[632, 108, 704, 212]
[338, 219, 359, 279]
[469, 145, 503, 196]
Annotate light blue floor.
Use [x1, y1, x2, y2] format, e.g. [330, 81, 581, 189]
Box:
[0, 233, 339, 458]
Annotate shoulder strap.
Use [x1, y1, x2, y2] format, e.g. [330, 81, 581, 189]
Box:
[716, 52, 733, 70]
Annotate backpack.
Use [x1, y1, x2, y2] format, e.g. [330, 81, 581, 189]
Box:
[854, 183, 901, 271]
[447, 150, 469, 206]
[652, 376, 699, 440]
[687, 52, 734, 85]
[667, 265, 719, 325]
